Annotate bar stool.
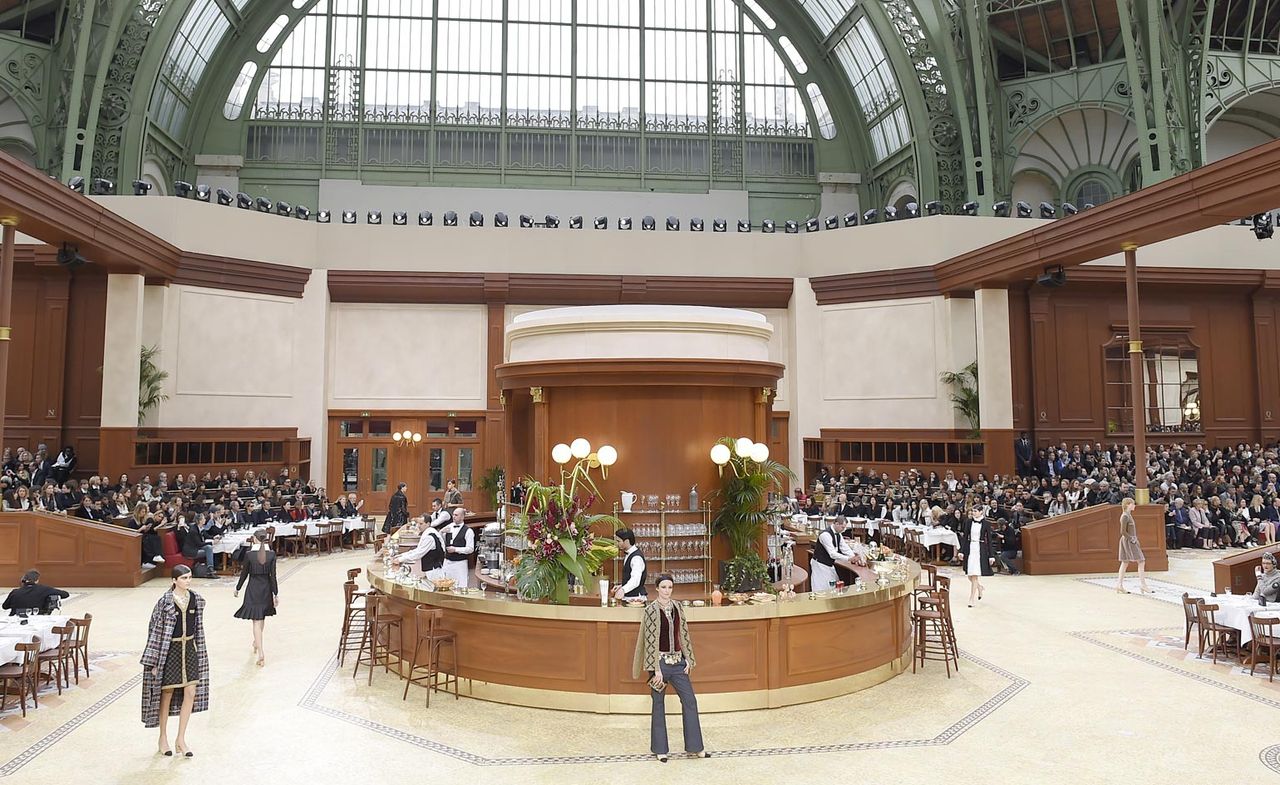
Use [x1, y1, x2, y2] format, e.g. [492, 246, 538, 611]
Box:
[913, 576, 958, 675]
[912, 563, 938, 609]
[402, 605, 458, 707]
[353, 593, 403, 683]
[337, 581, 369, 666]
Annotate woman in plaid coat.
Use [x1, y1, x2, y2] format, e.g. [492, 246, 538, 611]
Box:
[140, 565, 209, 756]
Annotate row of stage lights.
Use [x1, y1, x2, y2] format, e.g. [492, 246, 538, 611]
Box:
[67, 176, 1097, 229]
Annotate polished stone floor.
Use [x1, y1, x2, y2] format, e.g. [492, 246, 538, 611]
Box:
[0, 548, 1275, 784]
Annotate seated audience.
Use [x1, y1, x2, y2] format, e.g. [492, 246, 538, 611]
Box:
[2, 569, 69, 615]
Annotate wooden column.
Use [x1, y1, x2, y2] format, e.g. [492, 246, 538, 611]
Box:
[0, 221, 15, 452]
[1123, 244, 1149, 504]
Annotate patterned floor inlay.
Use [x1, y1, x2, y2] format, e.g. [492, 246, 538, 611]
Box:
[300, 651, 1028, 766]
[1071, 628, 1280, 708]
[1076, 576, 1213, 606]
[1262, 744, 1280, 774]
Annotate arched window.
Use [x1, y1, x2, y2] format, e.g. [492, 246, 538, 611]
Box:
[1073, 178, 1112, 207]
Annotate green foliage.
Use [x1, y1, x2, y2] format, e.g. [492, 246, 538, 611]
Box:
[721, 551, 770, 593]
[939, 361, 980, 437]
[709, 436, 796, 560]
[138, 345, 169, 425]
[478, 466, 504, 508]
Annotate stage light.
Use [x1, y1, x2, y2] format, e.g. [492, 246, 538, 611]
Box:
[469, 211, 483, 227]
[883, 205, 898, 221]
[317, 210, 331, 223]
[494, 212, 508, 227]
[67, 176, 84, 193]
[275, 201, 291, 216]
[520, 214, 535, 228]
[444, 211, 458, 226]
[805, 217, 820, 232]
[1016, 200, 1033, 218]
[255, 196, 272, 212]
[641, 216, 656, 231]
[392, 211, 407, 225]
[1082, 203, 1095, 211]
[925, 200, 942, 216]
[545, 215, 560, 228]
[618, 217, 632, 230]
[961, 201, 979, 216]
[843, 212, 858, 227]
[294, 205, 310, 221]
[690, 218, 704, 231]
[1061, 202, 1079, 216]
[367, 210, 381, 224]
[762, 219, 776, 233]
[904, 201, 919, 218]
[993, 201, 1010, 217]
[784, 219, 799, 233]
[132, 180, 152, 196]
[666, 216, 679, 231]
[419, 211, 433, 226]
[569, 215, 583, 229]
[341, 210, 357, 224]
[712, 219, 726, 232]
[737, 220, 751, 232]
[1035, 265, 1067, 287]
[173, 181, 193, 198]
[1039, 202, 1056, 219]
[594, 216, 607, 229]
[216, 188, 233, 206]
[235, 192, 252, 209]
[1253, 212, 1274, 240]
[91, 178, 114, 195]
[863, 208, 878, 224]
[56, 243, 85, 270]
[824, 215, 839, 230]
[195, 184, 211, 202]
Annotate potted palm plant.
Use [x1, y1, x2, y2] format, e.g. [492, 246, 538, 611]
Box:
[710, 436, 795, 592]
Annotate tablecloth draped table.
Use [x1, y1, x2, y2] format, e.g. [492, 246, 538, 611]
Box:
[0, 614, 72, 663]
[1210, 595, 1280, 645]
[211, 517, 366, 554]
[796, 516, 961, 550]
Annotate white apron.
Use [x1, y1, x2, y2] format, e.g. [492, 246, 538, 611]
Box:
[811, 561, 839, 592]
[442, 558, 472, 588]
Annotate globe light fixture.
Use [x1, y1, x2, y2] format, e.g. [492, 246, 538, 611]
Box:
[551, 443, 573, 465]
[749, 442, 770, 463]
[393, 432, 402, 442]
[734, 436, 754, 458]
[570, 438, 592, 460]
[412, 432, 422, 443]
[710, 443, 731, 466]
[597, 445, 618, 467]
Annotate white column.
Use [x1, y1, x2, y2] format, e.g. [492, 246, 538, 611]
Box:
[974, 288, 1013, 430]
[297, 269, 330, 482]
[943, 296, 977, 430]
[101, 274, 145, 428]
[789, 277, 821, 482]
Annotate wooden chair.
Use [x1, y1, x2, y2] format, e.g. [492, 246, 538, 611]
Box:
[347, 567, 363, 583]
[69, 613, 93, 683]
[1181, 593, 1203, 654]
[1248, 615, 1280, 682]
[917, 574, 958, 665]
[905, 530, 926, 562]
[322, 521, 344, 553]
[1197, 603, 1240, 664]
[911, 586, 957, 677]
[337, 582, 369, 666]
[37, 625, 74, 695]
[402, 605, 459, 707]
[0, 638, 40, 716]
[353, 593, 403, 684]
[912, 563, 938, 609]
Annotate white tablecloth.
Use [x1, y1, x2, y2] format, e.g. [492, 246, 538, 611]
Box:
[1211, 595, 1280, 645]
[0, 615, 71, 661]
[810, 517, 962, 550]
[212, 518, 366, 554]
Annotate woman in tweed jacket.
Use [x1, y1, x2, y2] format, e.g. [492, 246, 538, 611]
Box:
[141, 565, 209, 756]
[631, 573, 709, 762]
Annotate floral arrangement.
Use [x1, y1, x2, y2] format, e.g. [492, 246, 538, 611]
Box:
[507, 457, 621, 604]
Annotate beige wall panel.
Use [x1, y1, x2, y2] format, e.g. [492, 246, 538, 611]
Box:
[820, 300, 937, 400]
[174, 289, 294, 397]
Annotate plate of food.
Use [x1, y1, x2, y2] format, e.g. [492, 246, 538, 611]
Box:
[431, 578, 456, 592]
[727, 592, 750, 605]
[625, 599, 646, 608]
[750, 592, 776, 603]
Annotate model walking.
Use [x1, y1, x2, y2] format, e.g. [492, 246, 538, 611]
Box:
[233, 529, 279, 666]
[957, 508, 994, 607]
[632, 573, 710, 763]
[140, 565, 209, 757]
[1116, 497, 1151, 593]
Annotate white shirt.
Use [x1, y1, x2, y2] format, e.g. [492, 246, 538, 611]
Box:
[619, 545, 646, 594]
[396, 528, 444, 564]
[442, 523, 475, 555]
[818, 528, 855, 562]
[427, 508, 451, 528]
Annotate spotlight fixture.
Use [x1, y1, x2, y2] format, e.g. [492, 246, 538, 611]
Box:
[824, 215, 839, 230]
[737, 219, 751, 232]
[993, 200, 1011, 217]
[843, 212, 858, 227]
[294, 205, 310, 221]
[594, 216, 607, 230]
[56, 242, 85, 270]
[67, 176, 85, 193]
[392, 211, 407, 225]
[904, 201, 919, 218]
[544, 215, 560, 229]
[712, 218, 726, 232]
[173, 181, 193, 198]
[883, 206, 898, 221]
[1253, 212, 1274, 240]
[665, 216, 679, 231]
[784, 219, 799, 233]
[132, 180, 152, 196]
[195, 184, 212, 202]
[520, 214, 535, 228]
[275, 201, 291, 216]
[494, 212, 508, 227]
[641, 215, 656, 231]
[216, 188, 233, 206]
[419, 211, 433, 226]
[469, 211, 483, 227]
[961, 201, 979, 216]
[690, 218, 704, 231]
[806, 217, 820, 232]
[1082, 203, 1095, 211]
[236, 192, 253, 209]
[1039, 201, 1056, 219]
[925, 200, 943, 216]
[863, 208, 878, 224]
[1061, 202, 1079, 216]
[256, 196, 272, 212]
[618, 217, 632, 230]
[762, 219, 776, 233]
[1035, 264, 1067, 288]
[367, 210, 382, 225]
[444, 211, 458, 226]
[342, 210, 357, 224]
[1015, 200, 1033, 218]
[569, 215, 583, 229]
[317, 210, 332, 223]
[91, 178, 115, 195]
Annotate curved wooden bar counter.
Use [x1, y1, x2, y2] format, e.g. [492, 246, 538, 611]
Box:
[367, 562, 918, 713]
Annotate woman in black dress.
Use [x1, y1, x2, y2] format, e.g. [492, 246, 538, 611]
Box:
[233, 530, 278, 667]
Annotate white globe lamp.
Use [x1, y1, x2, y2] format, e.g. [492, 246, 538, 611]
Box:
[749, 442, 770, 463]
[710, 443, 731, 466]
[551, 443, 573, 464]
[570, 438, 592, 459]
[734, 436, 754, 458]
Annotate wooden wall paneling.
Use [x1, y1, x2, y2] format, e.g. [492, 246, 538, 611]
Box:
[0, 511, 145, 587]
[1021, 503, 1167, 574]
[769, 412, 790, 470]
[6, 274, 38, 422]
[63, 273, 106, 474]
[1052, 302, 1098, 424]
[1204, 302, 1255, 428]
[1008, 288, 1032, 432]
[1253, 292, 1280, 442]
[1028, 290, 1052, 437]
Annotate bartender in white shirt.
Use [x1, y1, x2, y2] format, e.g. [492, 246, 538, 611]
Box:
[441, 507, 476, 588]
[392, 515, 447, 581]
[426, 498, 452, 528]
[612, 529, 647, 600]
[810, 517, 865, 591]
